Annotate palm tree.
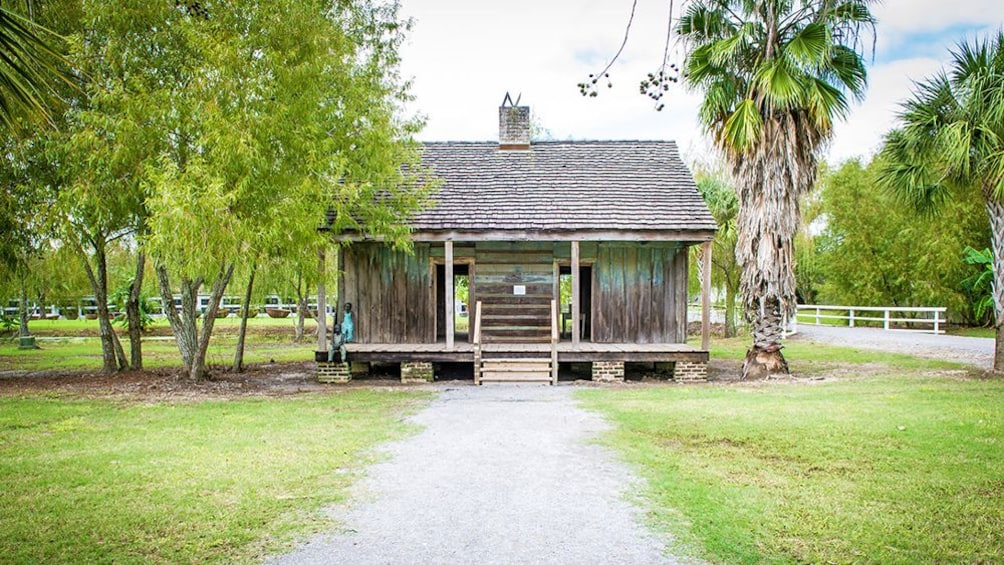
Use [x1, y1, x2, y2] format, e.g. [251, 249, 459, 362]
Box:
[695, 173, 741, 337]
[879, 31, 1004, 374]
[677, 0, 875, 379]
[0, 2, 73, 130]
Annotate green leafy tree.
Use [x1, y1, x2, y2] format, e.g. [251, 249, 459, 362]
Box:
[878, 32, 1004, 373]
[678, 0, 875, 379]
[67, 1, 430, 381]
[808, 158, 986, 317]
[0, 130, 58, 338]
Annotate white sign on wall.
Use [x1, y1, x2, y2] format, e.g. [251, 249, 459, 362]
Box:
[513, 285, 526, 296]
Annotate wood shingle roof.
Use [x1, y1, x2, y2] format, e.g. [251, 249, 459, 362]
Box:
[412, 140, 717, 240]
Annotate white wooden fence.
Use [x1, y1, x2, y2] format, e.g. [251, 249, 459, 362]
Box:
[787, 304, 947, 335]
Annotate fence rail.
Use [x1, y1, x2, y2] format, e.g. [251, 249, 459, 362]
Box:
[789, 304, 947, 335]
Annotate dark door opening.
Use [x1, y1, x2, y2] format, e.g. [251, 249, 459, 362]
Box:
[436, 264, 470, 343]
[559, 265, 592, 341]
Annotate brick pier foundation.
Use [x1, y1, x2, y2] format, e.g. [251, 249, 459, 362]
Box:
[317, 361, 351, 384]
[401, 361, 434, 383]
[591, 361, 625, 382]
[674, 361, 708, 382]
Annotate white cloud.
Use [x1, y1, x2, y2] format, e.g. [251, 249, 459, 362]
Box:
[399, 0, 694, 142]
[397, 0, 1004, 166]
[828, 56, 946, 164]
[873, 0, 1004, 34]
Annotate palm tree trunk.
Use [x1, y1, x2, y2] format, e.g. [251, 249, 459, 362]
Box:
[742, 296, 790, 379]
[732, 116, 814, 380]
[984, 190, 1004, 374]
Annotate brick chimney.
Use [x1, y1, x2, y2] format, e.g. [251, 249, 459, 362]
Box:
[499, 103, 530, 151]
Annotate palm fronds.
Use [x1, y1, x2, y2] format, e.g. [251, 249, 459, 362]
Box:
[0, 5, 75, 130]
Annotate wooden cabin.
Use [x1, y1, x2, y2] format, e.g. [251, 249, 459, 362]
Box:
[314, 103, 717, 384]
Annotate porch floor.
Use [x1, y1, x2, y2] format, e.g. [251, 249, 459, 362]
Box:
[339, 342, 707, 363]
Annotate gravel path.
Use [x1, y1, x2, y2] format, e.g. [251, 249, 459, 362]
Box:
[793, 325, 993, 370]
[270, 385, 684, 564]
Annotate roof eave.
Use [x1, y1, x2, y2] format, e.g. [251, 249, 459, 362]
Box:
[332, 228, 717, 243]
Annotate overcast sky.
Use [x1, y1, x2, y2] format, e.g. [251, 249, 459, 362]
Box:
[398, 0, 1004, 165]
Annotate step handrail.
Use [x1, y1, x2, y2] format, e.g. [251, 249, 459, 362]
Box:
[473, 301, 483, 385]
[474, 300, 483, 345]
[550, 299, 558, 385]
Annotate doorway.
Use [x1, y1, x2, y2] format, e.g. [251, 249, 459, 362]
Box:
[436, 263, 470, 343]
[558, 265, 591, 341]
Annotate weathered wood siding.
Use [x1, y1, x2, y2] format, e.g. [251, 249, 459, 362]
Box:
[475, 242, 555, 343]
[340, 240, 688, 345]
[592, 243, 687, 344]
[340, 243, 434, 343]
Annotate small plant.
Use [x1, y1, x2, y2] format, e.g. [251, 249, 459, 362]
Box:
[961, 246, 994, 326]
[0, 314, 16, 336]
[110, 279, 156, 331]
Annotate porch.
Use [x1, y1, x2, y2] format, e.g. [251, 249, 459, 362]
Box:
[331, 341, 707, 364]
[314, 340, 708, 384]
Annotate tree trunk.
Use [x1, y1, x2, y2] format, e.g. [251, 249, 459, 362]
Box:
[295, 295, 307, 342]
[293, 270, 307, 342]
[80, 238, 122, 374]
[724, 283, 737, 338]
[292, 277, 319, 343]
[157, 265, 199, 377]
[984, 191, 1004, 374]
[18, 285, 29, 338]
[233, 262, 256, 373]
[189, 264, 235, 381]
[742, 296, 789, 380]
[126, 251, 146, 370]
[111, 329, 128, 369]
[156, 263, 235, 381]
[731, 114, 815, 379]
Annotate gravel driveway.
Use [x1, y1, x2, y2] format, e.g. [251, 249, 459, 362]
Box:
[792, 325, 993, 370]
[270, 385, 685, 564]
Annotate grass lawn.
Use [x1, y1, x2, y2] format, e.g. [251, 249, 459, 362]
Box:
[949, 326, 995, 339]
[0, 336, 315, 372]
[0, 389, 431, 563]
[0, 316, 321, 373]
[579, 366, 1003, 562]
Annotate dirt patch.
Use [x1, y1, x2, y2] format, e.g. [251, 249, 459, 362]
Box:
[1, 355, 983, 402]
[0, 362, 401, 402]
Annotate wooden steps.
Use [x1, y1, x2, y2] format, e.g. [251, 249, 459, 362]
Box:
[479, 357, 553, 384]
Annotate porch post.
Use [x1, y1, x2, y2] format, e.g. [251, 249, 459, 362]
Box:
[445, 240, 454, 348]
[701, 240, 712, 351]
[571, 240, 581, 345]
[317, 247, 327, 353]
